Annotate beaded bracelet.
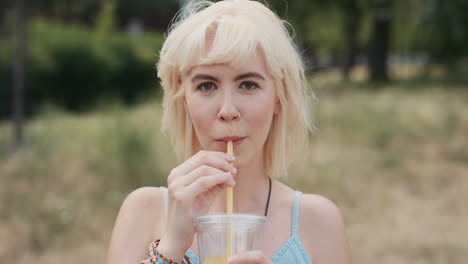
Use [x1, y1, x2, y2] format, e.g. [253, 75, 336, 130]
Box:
[141, 239, 192, 264]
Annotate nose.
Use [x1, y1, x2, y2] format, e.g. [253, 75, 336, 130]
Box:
[216, 91, 240, 121]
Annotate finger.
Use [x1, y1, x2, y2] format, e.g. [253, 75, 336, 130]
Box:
[171, 151, 236, 180]
[185, 172, 236, 199]
[168, 167, 233, 199]
[167, 165, 233, 201]
[181, 165, 225, 186]
[198, 176, 235, 201]
[228, 250, 269, 264]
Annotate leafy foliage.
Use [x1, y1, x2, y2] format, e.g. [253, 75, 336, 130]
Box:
[0, 19, 163, 119]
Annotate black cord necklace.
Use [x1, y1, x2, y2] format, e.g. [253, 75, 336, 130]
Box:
[264, 177, 272, 217]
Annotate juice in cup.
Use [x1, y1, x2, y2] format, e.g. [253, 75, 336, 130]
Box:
[202, 255, 228, 264]
[194, 214, 266, 264]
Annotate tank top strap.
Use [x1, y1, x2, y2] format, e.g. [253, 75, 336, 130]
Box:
[292, 191, 302, 236]
[160, 186, 168, 217]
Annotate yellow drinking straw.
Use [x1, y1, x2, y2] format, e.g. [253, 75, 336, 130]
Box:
[226, 141, 234, 214]
[226, 141, 234, 259]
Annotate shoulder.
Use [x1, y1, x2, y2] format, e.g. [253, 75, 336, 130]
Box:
[117, 186, 167, 236]
[298, 194, 352, 264]
[106, 187, 167, 264]
[300, 194, 344, 226]
[121, 186, 165, 212]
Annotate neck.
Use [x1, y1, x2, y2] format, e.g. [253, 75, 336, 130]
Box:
[211, 153, 271, 215]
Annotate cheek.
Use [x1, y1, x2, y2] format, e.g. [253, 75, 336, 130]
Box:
[245, 97, 276, 138]
[186, 97, 213, 136]
[251, 105, 273, 127]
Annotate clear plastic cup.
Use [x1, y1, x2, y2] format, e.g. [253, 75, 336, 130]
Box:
[193, 214, 266, 264]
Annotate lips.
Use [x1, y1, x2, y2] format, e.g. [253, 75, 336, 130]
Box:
[216, 136, 245, 142]
[215, 136, 246, 150]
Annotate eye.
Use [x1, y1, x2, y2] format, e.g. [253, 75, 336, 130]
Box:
[197, 82, 217, 92]
[240, 81, 259, 90]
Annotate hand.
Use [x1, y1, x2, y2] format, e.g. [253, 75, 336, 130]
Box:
[158, 150, 237, 261]
[228, 250, 274, 264]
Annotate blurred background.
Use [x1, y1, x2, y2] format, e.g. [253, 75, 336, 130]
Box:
[0, 0, 467, 263]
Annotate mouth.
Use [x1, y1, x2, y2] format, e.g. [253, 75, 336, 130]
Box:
[215, 136, 246, 150]
[216, 136, 245, 142]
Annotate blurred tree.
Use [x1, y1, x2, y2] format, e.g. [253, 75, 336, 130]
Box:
[268, 0, 319, 69]
[339, 0, 365, 80]
[12, 0, 25, 150]
[368, 0, 392, 83]
[116, 0, 180, 30]
[417, 0, 468, 66]
[23, 0, 99, 23]
[268, 0, 367, 78]
[95, 0, 116, 32]
[0, 0, 181, 30]
[386, 0, 468, 79]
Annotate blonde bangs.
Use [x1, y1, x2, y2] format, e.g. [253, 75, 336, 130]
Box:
[171, 13, 262, 75]
[199, 18, 258, 68]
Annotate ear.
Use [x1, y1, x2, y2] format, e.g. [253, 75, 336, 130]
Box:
[179, 76, 187, 109]
[274, 99, 281, 115]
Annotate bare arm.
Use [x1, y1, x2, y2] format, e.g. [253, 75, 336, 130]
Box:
[299, 194, 352, 264]
[106, 187, 165, 264]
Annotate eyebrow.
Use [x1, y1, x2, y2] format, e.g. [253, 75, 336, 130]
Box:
[191, 74, 219, 83]
[191, 72, 266, 83]
[234, 72, 266, 81]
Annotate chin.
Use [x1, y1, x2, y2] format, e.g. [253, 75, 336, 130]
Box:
[232, 152, 256, 168]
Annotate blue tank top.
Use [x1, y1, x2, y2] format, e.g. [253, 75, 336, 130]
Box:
[161, 188, 312, 264]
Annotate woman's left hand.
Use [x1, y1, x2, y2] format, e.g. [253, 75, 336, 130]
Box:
[228, 250, 274, 264]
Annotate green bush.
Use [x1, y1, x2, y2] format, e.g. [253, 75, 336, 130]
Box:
[0, 20, 164, 119]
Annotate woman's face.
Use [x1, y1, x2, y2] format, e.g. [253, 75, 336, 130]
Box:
[183, 50, 280, 167]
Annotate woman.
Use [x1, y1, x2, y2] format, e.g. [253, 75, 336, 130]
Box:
[107, 1, 351, 263]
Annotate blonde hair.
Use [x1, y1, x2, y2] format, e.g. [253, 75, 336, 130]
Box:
[157, 0, 314, 178]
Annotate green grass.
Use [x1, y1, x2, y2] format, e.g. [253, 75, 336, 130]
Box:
[1, 79, 467, 263]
